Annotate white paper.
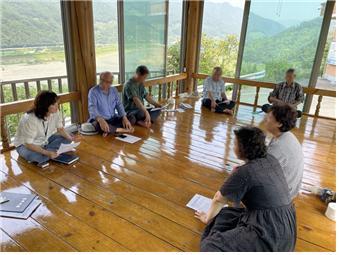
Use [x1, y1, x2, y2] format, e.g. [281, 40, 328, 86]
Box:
[179, 103, 193, 109]
[186, 194, 212, 213]
[150, 103, 169, 112]
[57, 142, 80, 155]
[116, 134, 141, 144]
[163, 109, 177, 112]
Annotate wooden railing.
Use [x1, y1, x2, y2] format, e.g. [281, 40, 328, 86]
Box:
[1, 71, 335, 151]
[0, 72, 186, 151]
[192, 73, 336, 120]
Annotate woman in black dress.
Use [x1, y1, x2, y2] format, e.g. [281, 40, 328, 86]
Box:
[195, 126, 296, 251]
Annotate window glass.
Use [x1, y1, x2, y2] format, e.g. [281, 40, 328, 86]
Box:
[124, 0, 166, 79]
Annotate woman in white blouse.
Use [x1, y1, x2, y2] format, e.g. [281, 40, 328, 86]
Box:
[14, 91, 80, 167]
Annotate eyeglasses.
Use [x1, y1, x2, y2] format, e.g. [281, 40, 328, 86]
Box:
[101, 79, 113, 84]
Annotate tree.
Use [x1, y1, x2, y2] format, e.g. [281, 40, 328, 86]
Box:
[166, 34, 239, 75]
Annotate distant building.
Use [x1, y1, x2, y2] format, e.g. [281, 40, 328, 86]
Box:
[321, 2, 336, 84]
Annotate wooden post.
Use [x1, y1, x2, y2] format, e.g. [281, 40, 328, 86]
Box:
[167, 82, 171, 99]
[0, 116, 9, 151]
[184, 1, 203, 94]
[158, 84, 162, 101]
[253, 86, 260, 112]
[315, 95, 323, 117]
[175, 80, 179, 97]
[236, 85, 242, 104]
[64, 0, 97, 123]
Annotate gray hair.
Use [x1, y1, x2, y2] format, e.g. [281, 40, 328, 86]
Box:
[99, 71, 114, 84]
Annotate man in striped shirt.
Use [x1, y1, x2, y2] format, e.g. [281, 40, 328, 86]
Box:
[262, 68, 304, 118]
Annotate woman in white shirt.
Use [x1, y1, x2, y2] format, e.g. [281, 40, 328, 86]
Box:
[14, 91, 79, 167]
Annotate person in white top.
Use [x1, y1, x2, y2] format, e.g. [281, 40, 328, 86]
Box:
[202, 67, 235, 115]
[264, 103, 304, 199]
[14, 91, 80, 167]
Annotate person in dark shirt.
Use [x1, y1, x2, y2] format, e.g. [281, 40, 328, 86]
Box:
[195, 126, 296, 252]
[262, 68, 304, 118]
[122, 65, 163, 128]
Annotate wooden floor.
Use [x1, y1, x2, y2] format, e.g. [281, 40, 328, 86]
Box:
[0, 98, 336, 252]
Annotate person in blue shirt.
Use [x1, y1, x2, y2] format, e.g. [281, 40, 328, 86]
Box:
[88, 71, 135, 137]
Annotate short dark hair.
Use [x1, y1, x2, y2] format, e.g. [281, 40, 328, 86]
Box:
[270, 103, 297, 132]
[27, 90, 58, 119]
[234, 126, 267, 160]
[136, 65, 149, 76]
[286, 68, 295, 74]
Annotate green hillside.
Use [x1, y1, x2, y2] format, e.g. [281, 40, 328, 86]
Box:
[241, 17, 323, 83]
[1, 1, 64, 47]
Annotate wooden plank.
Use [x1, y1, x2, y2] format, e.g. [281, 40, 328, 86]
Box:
[7, 152, 201, 251]
[0, 173, 128, 252]
[0, 229, 26, 252]
[295, 238, 331, 252]
[0, 216, 76, 252]
[0, 154, 179, 252]
[0, 97, 335, 252]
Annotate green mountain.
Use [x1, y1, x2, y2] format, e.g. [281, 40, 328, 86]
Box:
[1, 1, 284, 48]
[242, 17, 323, 83]
[1, 1, 64, 48]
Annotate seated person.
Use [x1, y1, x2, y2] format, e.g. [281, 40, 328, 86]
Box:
[14, 91, 79, 167]
[262, 68, 304, 118]
[264, 103, 304, 199]
[88, 71, 134, 137]
[195, 126, 296, 252]
[123, 65, 162, 128]
[202, 67, 235, 115]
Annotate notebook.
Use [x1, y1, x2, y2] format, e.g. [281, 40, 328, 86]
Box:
[116, 134, 141, 144]
[0, 197, 42, 219]
[0, 192, 37, 213]
[52, 153, 79, 165]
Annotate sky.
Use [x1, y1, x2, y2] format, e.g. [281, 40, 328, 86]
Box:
[207, 0, 324, 27]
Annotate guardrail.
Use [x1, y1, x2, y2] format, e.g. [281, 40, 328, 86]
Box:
[0, 72, 186, 151]
[192, 73, 336, 120]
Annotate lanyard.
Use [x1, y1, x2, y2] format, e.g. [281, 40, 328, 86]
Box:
[42, 120, 49, 137]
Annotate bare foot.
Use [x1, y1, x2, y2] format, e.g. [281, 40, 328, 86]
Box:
[137, 121, 151, 128]
[211, 108, 216, 113]
[223, 109, 233, 115]
[102, 132, 108, 137]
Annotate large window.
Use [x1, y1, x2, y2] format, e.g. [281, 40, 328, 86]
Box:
[1, 0, 71, 139]
[166, 0, 183, 74]
[198, 0, 245, 96]
[199, 0, 245, 76]
[1, 0, 67, 81]
[123, 0, 167, 79]
[93, 0, 119, 79]
[310, 13, 336, 118]
[240, 0, 325, 106]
